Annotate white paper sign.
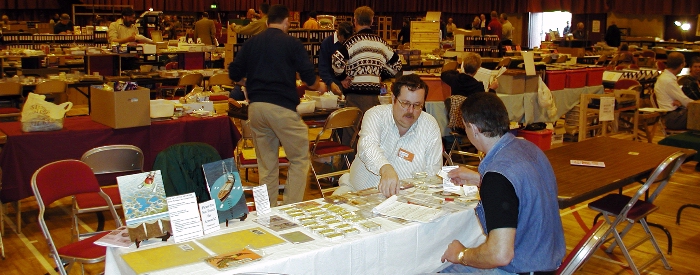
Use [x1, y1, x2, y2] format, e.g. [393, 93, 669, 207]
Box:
[198, 200, 221, 235]
[599, 97, 615, 121]
[166, 193, 204, 243]
[252, 184, 272, 216]
[592, 20, 600, 33]
[522, 51, 536, 76]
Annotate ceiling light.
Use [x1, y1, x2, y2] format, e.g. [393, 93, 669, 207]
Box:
[682, 23, 691, 31]
[675, 21, 682, 26]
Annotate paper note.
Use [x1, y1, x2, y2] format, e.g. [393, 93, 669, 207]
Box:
[167, 193, 204, 243]
[372, 195, 445, 223]
[570, 160, 606, 168]
[199, 200, 221, 235]
[439, 166, 460, 192]
[522, 51, 536, 76]
[253, 185, 271, 216]
[599, 97, 615, 121]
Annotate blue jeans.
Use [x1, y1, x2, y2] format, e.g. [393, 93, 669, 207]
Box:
[440, 264, 516, 274]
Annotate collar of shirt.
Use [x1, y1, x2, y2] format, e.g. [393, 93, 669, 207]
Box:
[333, 32, 338, 44]
[662, 69, 678, 81]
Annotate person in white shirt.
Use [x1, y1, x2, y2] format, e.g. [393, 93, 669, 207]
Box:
[654, 52, 693, 130]
[333, 74, 443, 197]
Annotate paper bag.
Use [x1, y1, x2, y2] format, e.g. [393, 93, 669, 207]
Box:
[20, 93, 73, 132]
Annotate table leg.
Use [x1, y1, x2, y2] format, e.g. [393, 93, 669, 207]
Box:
[14, 201, 20, 233]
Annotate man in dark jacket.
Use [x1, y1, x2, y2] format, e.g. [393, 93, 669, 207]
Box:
[319, 21, 354, 95]
[605, 21, 622, 47]
[679, 56, 700, 100]
[441, 52, 498, 97]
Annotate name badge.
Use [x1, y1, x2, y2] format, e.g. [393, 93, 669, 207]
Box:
[398, 148, 415, 162]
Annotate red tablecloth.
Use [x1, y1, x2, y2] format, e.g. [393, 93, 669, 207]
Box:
[0, 115, 241, 202]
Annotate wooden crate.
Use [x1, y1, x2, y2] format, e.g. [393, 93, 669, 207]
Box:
[410, 21, 440, 54]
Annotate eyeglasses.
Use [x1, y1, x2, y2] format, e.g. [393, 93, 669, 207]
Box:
[396, 99, 423, 110]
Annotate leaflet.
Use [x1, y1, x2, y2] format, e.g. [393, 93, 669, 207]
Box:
[372, 195, 445, 223]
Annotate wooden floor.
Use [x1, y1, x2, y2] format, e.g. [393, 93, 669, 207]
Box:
[1, 130, 699, 274]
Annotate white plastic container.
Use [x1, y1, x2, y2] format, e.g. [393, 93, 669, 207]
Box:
[297, 100, 315, 114]
[149, 99, 175, 118]
[312, 94, 338, 109]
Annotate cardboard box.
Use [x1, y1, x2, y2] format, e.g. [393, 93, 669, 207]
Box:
[91, 87, 151, 129]
[687, 100, 700, 131]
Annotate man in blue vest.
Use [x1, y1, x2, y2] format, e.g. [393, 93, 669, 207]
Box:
[440, 92, 565, 274]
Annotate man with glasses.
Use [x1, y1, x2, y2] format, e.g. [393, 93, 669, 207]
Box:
[332, 74, 442, 197]
[108, 8, 142, 44]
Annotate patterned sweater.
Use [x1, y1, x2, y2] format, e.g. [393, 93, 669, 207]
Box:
[332, 28, 401, 95]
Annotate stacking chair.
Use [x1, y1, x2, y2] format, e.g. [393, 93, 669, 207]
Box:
[32, 160, 123, 275]
[444, 96, 481, 168]
[207, 73, 233, 90]
[34, 79, 67, 102]
[676, 204, 700, 225]
[236, 119, 290, 184]
[496, 57, 511, 69]
[541, 55, 553, 64]
[0, 81, 23, 120]
[75, 145, 144, 240]
[588, 151, 686, 275]
[556, 221, 612, 275]
[309, 107, 362, 197]
[157, 73, 203, 99]
[555, 55, 568, 63]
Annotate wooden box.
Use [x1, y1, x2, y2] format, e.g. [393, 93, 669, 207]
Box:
[687, 100, 700, 131]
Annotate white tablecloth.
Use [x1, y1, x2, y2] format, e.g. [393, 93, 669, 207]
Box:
[426, 85, 605, 135]
[105, 203, 485, 275]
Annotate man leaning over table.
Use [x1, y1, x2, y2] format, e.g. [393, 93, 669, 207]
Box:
[230, 2, 269, 36]
[440, 92, 565, 274]
[655, 52, 693, 130]
[332, 74, 442, 197]
[229, 4, 327, 207]
[108, 8, 151, 44]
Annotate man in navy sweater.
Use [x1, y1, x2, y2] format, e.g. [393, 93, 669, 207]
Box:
[229, 4, 327, 207]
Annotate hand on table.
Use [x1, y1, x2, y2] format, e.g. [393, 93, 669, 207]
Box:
[330, 82, 342, 96]
[447, 166, 481, 187]
[441, 240, 467, 264]
[378, 164, 400, 197]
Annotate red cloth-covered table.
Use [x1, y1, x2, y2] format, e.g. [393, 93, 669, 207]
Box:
[0, 115, 241, 202]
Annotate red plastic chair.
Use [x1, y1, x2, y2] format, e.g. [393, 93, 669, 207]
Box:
[32, 160, 123, 275]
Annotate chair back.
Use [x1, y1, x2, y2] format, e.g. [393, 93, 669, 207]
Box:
[556, 55, 568, 63]
[312, 107, 362, 147]
[80, 145, 144, 175]
[596, 55, 608, 66]
[35, 80, 67, 95]
[165, 62, 179, 70]
[618, 151, 686, 221]
[614, 79, 641, 90]
[0, 81, 22, 97]
[441, 61, 458, 72]
[556, 221, 612, 275]
[497, 57, 511, 69]
[208, 73, 232, 88]
[239, 120, 255, 148]
[178, 73, 203, 87]
[445, 95, 467, 130]
[542, 55, 552, 64]
[152, 142, 221, 202]
[641, 50, 656, 59]
[656, 60, 666, 71]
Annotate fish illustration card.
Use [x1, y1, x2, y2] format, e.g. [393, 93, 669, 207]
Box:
[202, 158, 249, 223]
[116, 171, 170, 226]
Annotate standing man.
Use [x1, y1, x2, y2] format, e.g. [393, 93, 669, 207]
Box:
[678, 56, 700, 100]
[499, 13, 513, 42]
[605, 21, 622, 47]
[332, 6, 402, 114]
[563, 21, 571, 35]
[332, 74, 442, 197]
[319, 22, 354, 96]
[655, 52, 693, 130]
[193, 12, 216, 45]
[54, 14, 74, 34]
[230, 2, 269, 36]
[487, 11, 502, 39]
[397, 20, 410, 44]
[441, 92, 565, 274]
[108, 7, 148, 44]
[446, 18, 456, 39]
[229, 4, 327, 207]
[479, 14, 487, 36]
[303, 11, 320, 29]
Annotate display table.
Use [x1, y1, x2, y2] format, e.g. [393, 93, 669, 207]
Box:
[104, 201, 485, 275]
[0, 115, 240, 202]
[426, 85, 604, 136]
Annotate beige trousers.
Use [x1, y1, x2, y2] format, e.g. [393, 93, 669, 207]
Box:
[248, 102, 310, 206]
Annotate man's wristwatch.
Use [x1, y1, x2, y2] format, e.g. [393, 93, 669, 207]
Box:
[457, 248, 469, 265]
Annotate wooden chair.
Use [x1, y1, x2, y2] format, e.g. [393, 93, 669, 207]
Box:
[75, 145, 144, 240]
[542, 55, 553, 64]
[0, 81, 23, 120]
[588, 151, 686, 275]
[595, 55, 608, 66]
[157, 73, 203, 99]
[309, 107, 362, 197]
[235, 119, 289, 184]
[578, 91, 639, 141]
[555, 55, 568, 63]
[34, 80, 67, 102]
[32, 160, 123, 275]
[496, 57, 511, 69]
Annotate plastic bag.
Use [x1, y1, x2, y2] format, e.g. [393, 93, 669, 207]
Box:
[537, 77, 558, 120]
[20, 93, 73, 132]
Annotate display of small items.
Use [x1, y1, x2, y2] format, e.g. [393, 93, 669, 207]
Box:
[276, 202, 381, 241]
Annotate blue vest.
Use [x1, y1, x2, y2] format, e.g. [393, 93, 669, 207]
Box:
[476, 133, 565, 273]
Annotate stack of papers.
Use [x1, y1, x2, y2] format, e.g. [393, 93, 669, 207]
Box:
[372, 195, 446, 223]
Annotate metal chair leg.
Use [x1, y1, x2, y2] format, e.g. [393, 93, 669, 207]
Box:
[676, 204, 700, 225]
